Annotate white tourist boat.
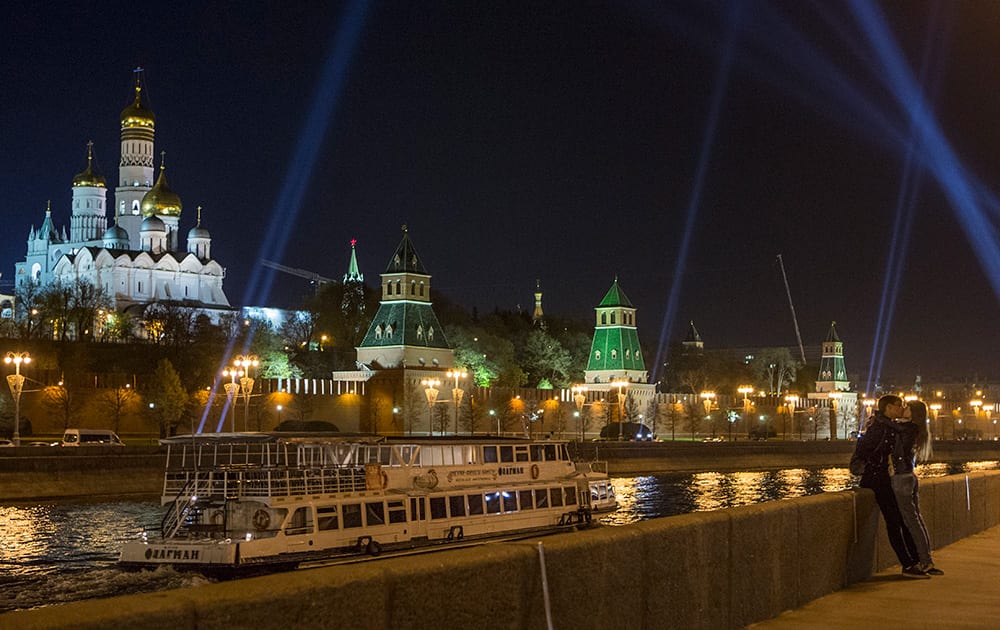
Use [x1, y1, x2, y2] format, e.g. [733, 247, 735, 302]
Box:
[119, 433, 616, 575]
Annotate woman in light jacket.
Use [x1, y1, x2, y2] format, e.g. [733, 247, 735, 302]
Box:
[891, 400, 942, 575]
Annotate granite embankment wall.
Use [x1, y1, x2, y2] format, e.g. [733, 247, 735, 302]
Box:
[6, 471, 1000, 630]
[0, 447, 165, 501]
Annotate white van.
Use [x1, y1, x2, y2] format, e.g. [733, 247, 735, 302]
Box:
[62, 429, 125, 447]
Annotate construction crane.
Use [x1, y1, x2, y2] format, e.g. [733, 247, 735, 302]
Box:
[260, 260, 337, 286]
[776, 254, 807, 365]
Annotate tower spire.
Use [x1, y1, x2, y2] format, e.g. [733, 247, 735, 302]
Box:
[344, 238, 364, 283]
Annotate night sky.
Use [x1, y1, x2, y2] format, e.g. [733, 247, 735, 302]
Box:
[3, 1, 999, 384]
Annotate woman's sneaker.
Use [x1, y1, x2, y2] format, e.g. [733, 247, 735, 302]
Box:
[920, 562, 944, 576]
[902, 564, 930, 578]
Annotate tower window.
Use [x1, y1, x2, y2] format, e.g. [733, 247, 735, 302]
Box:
[611, 349, 617, 360]
[595, 350, 601, 361]
[611, 313, 616, 324]
[601, 313, 607, 325]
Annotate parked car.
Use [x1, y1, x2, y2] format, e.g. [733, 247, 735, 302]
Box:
[61, 429, 124, 446]
[0, 438, 14, 447]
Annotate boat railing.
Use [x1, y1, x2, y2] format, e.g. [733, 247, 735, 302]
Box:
[163, 466, 369, 499]
[574, 460, 609, 475]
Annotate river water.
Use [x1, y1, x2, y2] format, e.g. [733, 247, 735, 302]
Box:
[2, 460, 996, 613]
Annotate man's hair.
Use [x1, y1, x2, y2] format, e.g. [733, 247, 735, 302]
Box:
[877, 394, 902, 413]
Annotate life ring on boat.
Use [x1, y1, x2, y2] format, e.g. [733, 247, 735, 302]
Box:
[530, 464, 540, 480]
[252, 509, 270, 531]
[210, 510, 224, 526]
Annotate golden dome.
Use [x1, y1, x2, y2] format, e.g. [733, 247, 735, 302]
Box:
[72, 142, 106, 188]
[140, 164, 182, 217]
[120, 84, 156, 128]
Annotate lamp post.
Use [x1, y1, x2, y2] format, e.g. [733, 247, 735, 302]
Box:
[970, 399, 983, 438]
[737, 385, 753, 440]
[421, 379, 440, 436]
[700, 391, 716, 438]
[446, 370, 467, 435]
[827, 392, 842, 440]
[489, 409, 498, 435]
[572, 385, 587, 442]
[222, 365, 244, 432]
[234, 355, 259, 432]
[276, 404, 283, 425]
[611, 379, 629, 440]
[784, 394, 799, 440]
[862, 398, 875, 435]
[929, 403, 942, 440]
[4, 352, 31, 446]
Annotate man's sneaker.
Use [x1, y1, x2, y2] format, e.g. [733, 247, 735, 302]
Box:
[902, 565, 930, 578]
[920, 563, 944, 576]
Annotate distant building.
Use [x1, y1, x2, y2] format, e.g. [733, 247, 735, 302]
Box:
[13, 71, 230, 329]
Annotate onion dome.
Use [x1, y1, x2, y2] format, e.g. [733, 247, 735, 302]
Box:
[120, 84, 156, 129]
[102, 223, 129, 249]
[72, 141, 106, 188]
[188, 206, 210, 239]
[141, 214, 165, 232]
[140, 160, 182, 217]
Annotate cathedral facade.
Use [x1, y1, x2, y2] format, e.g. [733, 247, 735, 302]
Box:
[14, 74, 230, 321]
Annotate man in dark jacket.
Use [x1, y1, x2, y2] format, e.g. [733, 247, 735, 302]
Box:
[856, 394, 925, 577]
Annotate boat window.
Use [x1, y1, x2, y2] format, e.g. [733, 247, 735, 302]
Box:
[500, 446, 514, 462]
[317, 506, 339, 531]
[285, 507, 314, 536]
[366, 502, 385, 526]
[560, 444, 570, 460]
[519, 489, 534, 510]
[550, 488, 564, 507]
[544, 445, 557, 461]
[530, 445, 544, 461]
[564, 486, 577, 506]
[515, 446, 529, 462]
[379, 447, 392, 465]
[502, 490, 517, 512]
[388, 500, 407, 524]
[394, 446, 415, 466]
[468, 493, 484, 515]
[463, 445, 478, 464]
[449, 495, 466, 517]
[410, 498, 426, 521]
[429, 497, 447, 519]
[535, 488, 548, 509]
[485, 492, 502, 514]
[483, 446, 498, 463]
[343, 503, 363, 529]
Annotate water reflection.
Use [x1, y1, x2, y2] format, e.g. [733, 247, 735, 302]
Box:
[599, 461, 999, 527]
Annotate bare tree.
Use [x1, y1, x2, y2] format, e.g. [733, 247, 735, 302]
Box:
[95, 385, 138, 434]
[42, 384, 79, 430]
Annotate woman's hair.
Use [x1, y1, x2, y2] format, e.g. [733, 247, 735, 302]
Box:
[909, 400, 933, 462]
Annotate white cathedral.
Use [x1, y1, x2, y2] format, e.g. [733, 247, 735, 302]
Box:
[14, 74, 230, 322]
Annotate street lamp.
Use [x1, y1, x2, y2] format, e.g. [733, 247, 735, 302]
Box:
[222, 365, 244, 432]
[276, 404, 283, 425]
[699, 391, 716, 437]
[572, 385, 587, 441]
[233, 355, 259, 432]
[4, 352, 31, 446]
[784, 394, 799, 440]
[446, 369, 467, 435]
[421, 378, 440, 436]
[970, 399, 983, 437]
[489, 409, 498, 435]
[737, 385, 753, 440]
[611, 379, 629, 440]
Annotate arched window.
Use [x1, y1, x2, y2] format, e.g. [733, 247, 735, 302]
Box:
[611, 349, 618, 360]
[611, 313, 616, 324]
[595, 350, 601, 361]
[410, 281, 416, 295]
[601, 313, 607, 325]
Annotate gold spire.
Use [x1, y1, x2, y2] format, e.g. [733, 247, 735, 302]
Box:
[120, 68, 156, 128]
